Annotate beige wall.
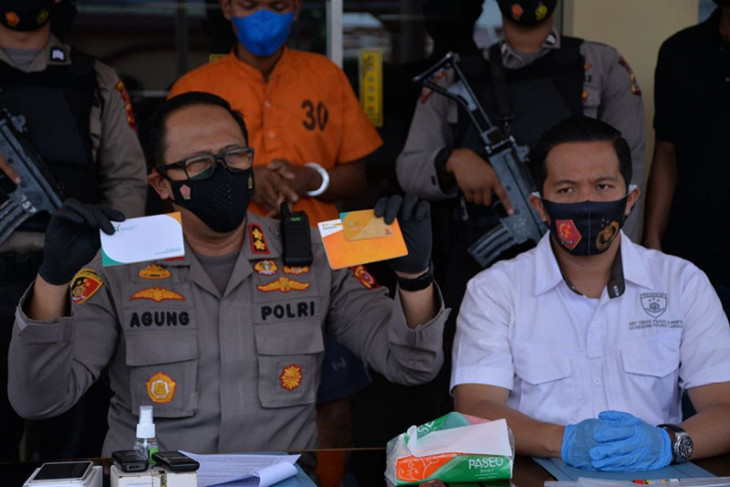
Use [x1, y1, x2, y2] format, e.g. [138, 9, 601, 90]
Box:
[562, 0, 699, 177]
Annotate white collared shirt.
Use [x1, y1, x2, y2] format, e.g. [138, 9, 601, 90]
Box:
[451, 232, 730, 426]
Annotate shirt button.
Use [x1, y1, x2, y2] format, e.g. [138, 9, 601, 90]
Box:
[268, 130, 276, 138]
[593, 377, 601, 386]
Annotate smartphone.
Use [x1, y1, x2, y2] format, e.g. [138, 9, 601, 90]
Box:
[151, 451, 200, 472]
[112, 449, 149, 473]
[32, 461, 92, 480]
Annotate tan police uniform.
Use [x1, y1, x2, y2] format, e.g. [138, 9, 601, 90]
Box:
[8, 212, 447, 455]
[396, 31, 645, 239]
[0, 34, 147, 254]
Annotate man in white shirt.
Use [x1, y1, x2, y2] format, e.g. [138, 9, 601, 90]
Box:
[451, 116, 730, 471]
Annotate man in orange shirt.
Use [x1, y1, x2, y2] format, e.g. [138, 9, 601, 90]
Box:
[169, 0, 382, 224]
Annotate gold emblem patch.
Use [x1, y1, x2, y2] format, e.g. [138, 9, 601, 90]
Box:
[70, 268, 103, 305]
[283, 265, 309, 275]
[130, 287, 185, 302]
[253, 259, 278, 276]
[138, 264, 171, 280]
[249, 223, 269, 254]
[257, 277, 310, 293]
[279, 364, 302, 391]
[146, 371, 176, 404]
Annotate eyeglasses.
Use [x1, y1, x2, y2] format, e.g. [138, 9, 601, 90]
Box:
[157, 146, 254, 181]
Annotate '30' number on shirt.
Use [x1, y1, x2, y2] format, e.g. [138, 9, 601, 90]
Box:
[301, 100, 329, 131]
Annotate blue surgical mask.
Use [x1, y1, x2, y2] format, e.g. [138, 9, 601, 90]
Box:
[232, 9, 295, 58]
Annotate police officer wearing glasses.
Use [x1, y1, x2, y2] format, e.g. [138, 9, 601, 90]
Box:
[7, 92, 447, 464]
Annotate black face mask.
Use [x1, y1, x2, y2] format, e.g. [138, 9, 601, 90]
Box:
[0, 0, 54, 31]
[496, 0, 557, 26]
[168, 167, 255, 233]
[541, 195, 628, 256]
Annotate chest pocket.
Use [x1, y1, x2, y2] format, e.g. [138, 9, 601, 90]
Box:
[512, 345, 577, 422]
[124, 330, 198, 418]
[620, 331, 681, 390]
[254, 323, 324, 408]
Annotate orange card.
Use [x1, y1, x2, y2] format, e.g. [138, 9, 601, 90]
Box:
[318, 213, 408, 269]
[341, 209, 394, 241]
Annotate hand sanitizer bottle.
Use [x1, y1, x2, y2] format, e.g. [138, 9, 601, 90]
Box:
[134, 405, 159, 464]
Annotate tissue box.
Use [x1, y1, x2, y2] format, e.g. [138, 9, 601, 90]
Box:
[385, 412, 514, 486]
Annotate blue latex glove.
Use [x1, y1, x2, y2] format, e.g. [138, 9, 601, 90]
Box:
[562, 419, 605, 469]
[589, 410, 672, 471]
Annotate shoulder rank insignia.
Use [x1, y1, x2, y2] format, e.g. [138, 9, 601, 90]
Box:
[279, 364, 302, 391]
[257, 276, 310, 293]
[130, 287, 185, 302]
[71, 268, 103, 305]
[253, 259, 278, 276]
[138, 264, 171, 280]
[350, 265, 380, 290]
[146, 371, 176, 404]
[249, 223, 269, 254]
[283, 265, 309, 275]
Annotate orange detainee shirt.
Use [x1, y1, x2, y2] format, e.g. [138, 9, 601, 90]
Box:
[169, 48, 383, 224]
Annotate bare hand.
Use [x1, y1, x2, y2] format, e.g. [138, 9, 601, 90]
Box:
[252, 165, 299, 217]
[0, 154, 20, 184]
[267, 159, 322, 197]
[446, 148, 513, 214]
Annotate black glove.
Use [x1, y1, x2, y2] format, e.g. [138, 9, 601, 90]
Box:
[374, 194, 431, 274]
[38, 199, 125, 285]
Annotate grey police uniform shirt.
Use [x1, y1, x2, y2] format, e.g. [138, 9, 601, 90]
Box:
[8, 213, 447, 455]
[397, 32, 646, 240]
[0, 35, 147, 254]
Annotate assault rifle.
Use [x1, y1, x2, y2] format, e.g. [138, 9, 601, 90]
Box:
[0, 105, 63, 244]
[413, 52, 546, 268]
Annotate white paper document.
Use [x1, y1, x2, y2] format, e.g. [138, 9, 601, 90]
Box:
[180, 452, 300, 487]
[100, 213, 185, 266]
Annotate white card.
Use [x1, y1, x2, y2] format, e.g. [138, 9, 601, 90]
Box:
[100, 213, 185, 266]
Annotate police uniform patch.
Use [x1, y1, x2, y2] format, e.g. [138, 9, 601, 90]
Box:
[596, 221, 620, 251]
[279, 364, 302, 391]
[70, 268, 103, 305]
[254, 259, 278, 276]
[114, 79, 137, 130]
[283, 265, 309, 275]
[257, 277, 310, 293]
[146, 371, 176, 403]
[556, 219, 582, 250]
[130, 287, 185, 302]
[350, 265, 380, 290]
[249, 223, 269, 254]
[618, 57, 642, 96]
[138, 264, 171, 280]
[179, 184, 192, 200]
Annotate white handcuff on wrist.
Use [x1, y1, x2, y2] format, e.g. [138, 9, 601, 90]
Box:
[304, 162, 330, 197]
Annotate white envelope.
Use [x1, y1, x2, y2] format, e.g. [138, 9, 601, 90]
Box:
[100, 213, 185, 266]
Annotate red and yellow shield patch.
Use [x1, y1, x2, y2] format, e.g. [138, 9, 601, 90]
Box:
[350, 265, 380, 290]
[130, 287, 185, 302]
[146, 372, 176, 404]
[279, 364, 302, 391]
[70, 268, 103, 305]
[556, 219, 582, 250]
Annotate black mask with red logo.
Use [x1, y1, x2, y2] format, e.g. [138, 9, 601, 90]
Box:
[0, 0, 54, 31]
[541, 195, 628, 256]
[496, 0, 557, 27]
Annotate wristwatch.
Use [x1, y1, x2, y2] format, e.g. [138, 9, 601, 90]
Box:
[658, 423, 693, 464]
[304, 162, 330, 197]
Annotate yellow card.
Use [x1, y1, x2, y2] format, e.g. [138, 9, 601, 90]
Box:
[318, 213, 408, 269]
[341, 210, 394, 241]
